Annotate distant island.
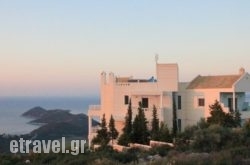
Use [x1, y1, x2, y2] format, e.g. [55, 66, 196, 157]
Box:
[0, 107, 98, 153]
[22, 106, 98, 140]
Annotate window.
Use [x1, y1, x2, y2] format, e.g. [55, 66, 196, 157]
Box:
[178, 119, 182, 132]
[198, 98, 205, 107]
[141, 98, 148, 108]
[177, 95, 181, 110]
[124, 95, 129, 105]
[228, 98, 238, 112]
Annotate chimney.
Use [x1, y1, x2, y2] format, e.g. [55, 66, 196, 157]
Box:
[101, 71, 107, 84]
[239, 67, 245, 75]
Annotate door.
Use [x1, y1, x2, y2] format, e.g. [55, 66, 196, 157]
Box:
[228, 98, 238, 112]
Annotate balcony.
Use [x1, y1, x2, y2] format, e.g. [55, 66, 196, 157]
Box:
[241, 102, 250, 111]
[91, 126, 100, 133]
[89, 105, 101, 111]
[88, 105, 101, 116]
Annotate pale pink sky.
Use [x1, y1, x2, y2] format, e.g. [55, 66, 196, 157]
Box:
[0, 1, 250, 96]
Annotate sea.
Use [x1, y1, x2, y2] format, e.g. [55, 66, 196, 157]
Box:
[1, 94, 250, 135]
[0, 96, 99, 135]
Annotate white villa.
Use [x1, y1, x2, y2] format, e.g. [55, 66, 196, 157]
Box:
[88, 61, 250, 146]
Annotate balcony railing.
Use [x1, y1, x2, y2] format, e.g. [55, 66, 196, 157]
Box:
[89, 105, 101, 111]
[91, 126, 100, 133]
[242, 102, 250, 111]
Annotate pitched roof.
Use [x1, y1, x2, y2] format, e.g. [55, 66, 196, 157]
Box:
[187, 75, 241, 89]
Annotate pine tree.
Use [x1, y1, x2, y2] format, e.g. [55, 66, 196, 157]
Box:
[151, 105, 160, 140]
[207, 100, 226, 126]
[207, 100, 241, 128]
[92, 114, 109, 147]
[118, 99, 133, 146]
[131, 102, 149, 144]
[108, 115, 119, 145]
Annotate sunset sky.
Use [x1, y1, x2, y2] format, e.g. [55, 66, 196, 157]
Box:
[0, 0, 250, 97]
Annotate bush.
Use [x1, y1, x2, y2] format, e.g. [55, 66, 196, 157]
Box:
[150, 146, 171, 157]
[192, 124, 234, 152]
[111, 151, 138, 164]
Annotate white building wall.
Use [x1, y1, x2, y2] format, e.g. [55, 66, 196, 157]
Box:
[88, 63, 180, 146]
[235, 73, 250, 92]
[162, 92, 173, 128]
[112, 84, 130, 120]
[179, 87, 249, 129]
[179, 88, 225, 128]
[89, 64, 250, 147]
[157, 64, 178, 91]
[176, 83, 189, 131]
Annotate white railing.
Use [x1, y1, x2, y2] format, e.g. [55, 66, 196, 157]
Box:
[91, 126, 100, 133]
[89, 105, 101, 111]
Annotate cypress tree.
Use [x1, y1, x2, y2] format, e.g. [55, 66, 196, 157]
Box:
[172, 92, 178, 137]
[124, 99, 133, 135]
[92, 114, 109, 147]
[151, 105, 160, 140]
[131, 102, 149, 144]
[118, 99, 133, 146]
[108, 115, 119, 145]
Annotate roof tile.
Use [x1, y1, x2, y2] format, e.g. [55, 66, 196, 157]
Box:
[187, 75, 241, 89]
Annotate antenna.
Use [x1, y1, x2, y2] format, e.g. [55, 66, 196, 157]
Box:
[155, 54, 159, 64]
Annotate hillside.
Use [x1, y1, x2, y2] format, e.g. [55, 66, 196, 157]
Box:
[22, 107, 98, 140]
[22, 106, 47, 118]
